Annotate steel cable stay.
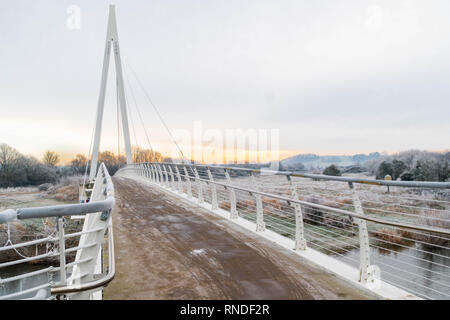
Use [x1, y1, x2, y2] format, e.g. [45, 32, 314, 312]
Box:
[122, 56, 187, 163]
[121, 79, 141, 161]
[123, 66, 156, 159]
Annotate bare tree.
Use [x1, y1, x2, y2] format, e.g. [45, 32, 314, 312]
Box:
[70, 154, 87, 173]
[0, 144, 57, 187]
[42, 151, 60, 167]
[132, 146, 163, 163]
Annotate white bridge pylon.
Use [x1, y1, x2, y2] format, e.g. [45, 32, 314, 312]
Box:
[89, 5, 133, 181]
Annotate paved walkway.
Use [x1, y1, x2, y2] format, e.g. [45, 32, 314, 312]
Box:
[103, 177, 373, 300]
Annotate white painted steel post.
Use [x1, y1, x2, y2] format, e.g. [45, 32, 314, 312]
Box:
[183, 166, 192, 198]
[145, 163, 150, 179]
[250, 172, 265, 232]
[193, 167, 204, 204]
[224, 169, 238, 219]
[168, 165, 175, 190]
[162, 165, 169, 187]
[57, 217, 67, 285]
[157, 164, 164, 185]
[157, 164, 163, 184]
[89, 39, 111, 181]
[175, 165, 182, 193]
[207, 168, 218, 210]
[287, 175, 306, 250]
[152, 164, 158, 183]
[150, 164, 156, 182]
[348, 182, 377, 284]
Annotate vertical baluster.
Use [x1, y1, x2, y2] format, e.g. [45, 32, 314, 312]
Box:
[224, 169, 238, 219]
[144, 163, 150, 179]
[193, 167, 204, 204]
[147, 163, 152, 180]
[250, 172, 265, 232]
[183, 166, 192, 198]
[57, 217, 67, 285]
[287, 175, 306, 250]
[157, 164, 164, 185]
[348, 182, 377, 284]
[151, 164, 156, 182]
[168, 165, 175, 190]
[175, 165, 182, 193]
[207, 167, 218, 210]
[162, 165, 169, 187]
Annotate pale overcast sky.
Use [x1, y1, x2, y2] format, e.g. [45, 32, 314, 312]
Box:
[0, 0, 449, 163]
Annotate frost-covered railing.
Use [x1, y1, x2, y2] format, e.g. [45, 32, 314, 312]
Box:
[0, 163, 115, 300]
[119, 162, 450, 300]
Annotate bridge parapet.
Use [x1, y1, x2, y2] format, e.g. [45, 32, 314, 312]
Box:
[118, 162, 450, 300]
[0, 163, 115, 300]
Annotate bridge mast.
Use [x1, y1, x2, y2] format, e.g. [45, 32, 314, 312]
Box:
[90, 5, 133, 181]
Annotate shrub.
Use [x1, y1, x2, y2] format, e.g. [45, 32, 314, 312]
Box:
[376, 161, 394, 180]
[323, 164, 341, 176]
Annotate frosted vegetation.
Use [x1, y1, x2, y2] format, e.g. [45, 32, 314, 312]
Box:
[0, 143, 164, 188]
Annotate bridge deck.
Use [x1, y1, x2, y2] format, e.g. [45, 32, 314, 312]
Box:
[104, 177, 374, 300]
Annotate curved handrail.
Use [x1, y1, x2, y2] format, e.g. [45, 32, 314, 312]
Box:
[151, 167, 450, 236]
[137, 162, 450, 189]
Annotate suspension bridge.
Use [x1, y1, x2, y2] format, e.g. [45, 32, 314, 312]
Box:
[0, 5, 449, 300]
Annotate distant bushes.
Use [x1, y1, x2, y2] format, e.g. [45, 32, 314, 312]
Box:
[367, 150, 450, 182]
[0, 143, 169, 187]
[0, 144, 58, 188]
[323, 164, 341, 176]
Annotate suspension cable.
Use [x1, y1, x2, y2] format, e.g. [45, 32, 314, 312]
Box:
[122, 78, 141, 161]
[123, 67, 155, 158]
[123, 58, 187, 163]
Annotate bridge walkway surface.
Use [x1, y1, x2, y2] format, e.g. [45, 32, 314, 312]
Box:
[103, 177, 375, 300]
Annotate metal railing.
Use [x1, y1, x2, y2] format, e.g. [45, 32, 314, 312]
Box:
[118, 162, 450, 300]
[0, 163, 115, 300]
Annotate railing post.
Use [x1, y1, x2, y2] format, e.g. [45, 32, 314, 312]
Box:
[193, 167, 204, 204]
[250, 172, 265, 232]
[183, 166, 192, 198]
[157, 164, 164, 185]
[207, 167, 218, 210]
[150, 163, 156, 182]
[153, 164, 159, 183]
[224, 169, 238, 219]
[149, 164, 154, 182]
[162, 165, 169, 187]
[174, 165, 182, 193]
[287, 175, 306, 250]
[149, 163, 154, 182]
[348, 182, 378, 285]
[57, 217, 67, 285]
[144, 163, 150, 179]
[168, 165, 176, 190]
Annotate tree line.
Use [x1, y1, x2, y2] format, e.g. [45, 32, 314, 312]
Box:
[367, 150, 450, 182]
[0, 143, 166, 188]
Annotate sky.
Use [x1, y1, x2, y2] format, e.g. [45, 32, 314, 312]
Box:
[0, 0, 449, 164]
